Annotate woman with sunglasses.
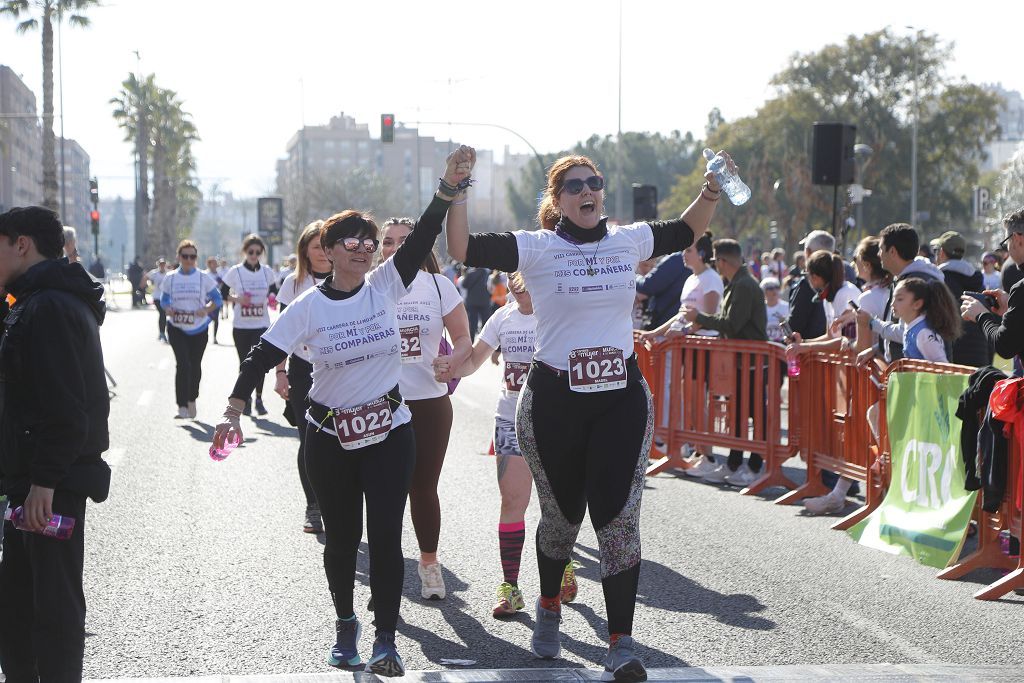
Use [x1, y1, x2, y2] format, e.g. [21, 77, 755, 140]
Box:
[212, 146, 474, 677]
[446, 153, 728, 682]
[160, 239, 224, 419]
[220, 234, 280, 416]
[274, 220, 331, 534]
[378, 217, 472, 601]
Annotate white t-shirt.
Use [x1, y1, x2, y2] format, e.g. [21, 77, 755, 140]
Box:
[823, 280, 861, 325]
[147, 268, 166, 296]
[277, 272, 328, 362]
[765, 301, 790, 342]
[676, 268, 724, 336]
[478, 302, 538, 422]
[160, 269, 219, 334]
[261, 260, 412, 430]
[858, 283, 889, 320]
[983, 271, 1001, 290]
[395, 270, 463, 401]
[514, 223, 654, 370]
[221, 263, 279, 329]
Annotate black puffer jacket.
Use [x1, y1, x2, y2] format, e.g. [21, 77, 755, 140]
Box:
[0, 258, 110, 502]
[940, 259, 993, 367]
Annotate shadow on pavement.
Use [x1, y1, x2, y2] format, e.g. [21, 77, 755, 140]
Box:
[573, 543, 775, 632]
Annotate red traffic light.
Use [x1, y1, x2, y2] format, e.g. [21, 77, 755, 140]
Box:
[383, 115, 393, 126]
[381, 113, 395, 143]
[90, 210, 100, 222]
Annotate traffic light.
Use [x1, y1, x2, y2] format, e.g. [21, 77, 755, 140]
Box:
[381, 113, 395, 143]
[90, 209, 100, 236]
[89, 178, 99, 206]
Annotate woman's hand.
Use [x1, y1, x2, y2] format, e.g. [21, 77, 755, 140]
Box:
[702, 150, 737, 194]
[786, 341, 803, 359]
[433, 355, 455, 383]
[855, 347, 876, 368]
[274, 372, 289, 400]
[984, 288, 1009, 317]
[212, 403, 244, 451]
[443, 145, 476, 188]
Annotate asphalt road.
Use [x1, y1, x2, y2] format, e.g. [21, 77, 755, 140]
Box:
[54, 299, 1024, 677]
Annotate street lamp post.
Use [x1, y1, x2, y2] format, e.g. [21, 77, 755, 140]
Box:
[853, 143, 873, 245]
[907, 26, 919, 228]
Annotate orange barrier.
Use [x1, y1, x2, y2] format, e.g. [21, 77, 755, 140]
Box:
[774, 349, 886, 530]
[643, 336, 797, 495]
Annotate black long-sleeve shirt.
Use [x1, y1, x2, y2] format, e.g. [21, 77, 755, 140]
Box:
[463, 216, 695, 271]
[787, 276, 826, 340]
[977, 277, 1024, 361]
[229, 195, 451, 401]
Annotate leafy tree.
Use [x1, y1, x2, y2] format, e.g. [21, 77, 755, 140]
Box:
[992, 143, 1024, 225]
[662, 29, 1001, 253]
[278, 168, 392, 246]
[1, 0, 100, 211]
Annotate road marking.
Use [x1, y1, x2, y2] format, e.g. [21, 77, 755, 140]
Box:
[137, 390, 154, 407]
[158, 358, 170, 371]
[836, 608, 932, 662]
[105, 448, 126, 467]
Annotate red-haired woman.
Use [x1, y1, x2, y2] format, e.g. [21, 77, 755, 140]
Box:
[446, 153, 729, 681]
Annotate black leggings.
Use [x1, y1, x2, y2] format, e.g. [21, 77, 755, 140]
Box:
[167, 325, 208, 407]
[727, 361, 767, 472]
[0, 489, 88, 683]
[516, 359, 652, 636]
[288, 355, 317, 507]
[233, 327, 267, 399]
[407, 395, 453, 554]
[304, 421, 415, 635]
[155, 301, 167, 337]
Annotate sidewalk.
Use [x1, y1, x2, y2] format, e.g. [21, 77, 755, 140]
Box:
[83, 664, 1021, 682]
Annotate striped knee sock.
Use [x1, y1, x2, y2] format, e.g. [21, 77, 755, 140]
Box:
[498, 520, 526, 585]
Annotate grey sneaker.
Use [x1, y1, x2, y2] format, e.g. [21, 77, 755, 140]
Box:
[530, 598, 561, 659]
[601, 636, 647, 681]
[303, 505, 323, 534]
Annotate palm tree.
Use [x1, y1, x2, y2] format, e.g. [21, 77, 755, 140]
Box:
[1, 0, 100, 211]
[111, 73, 154, 256]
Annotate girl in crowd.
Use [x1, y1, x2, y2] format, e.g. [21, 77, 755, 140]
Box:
[852, 237, 891, 348]
[274, 220, 331, 534]
[446, 152, 725, 681]
[204, 256, 225, 344]
[144, 257, 169, 342]
[160, 240, 223, 419]
[221, 234, 280, 416]
[442, 273, 579, 618]
[981, 252, 1001, 290]
[378, 216, 472, 600]
[212, 147, 473, 677]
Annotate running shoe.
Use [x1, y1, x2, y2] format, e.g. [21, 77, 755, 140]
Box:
[804, 492, 847, 515]
[684, 454, 716, 478]
[365, 632, 405, 677]
[418, 561, 446, 600]
[601, 636, 647, 682]
[187, 402, 197, 419]
[327, 617, 361, 668]
[175, 406, 189, 419]
[303, 505, 323, 534]
[560, 560, 581, 604]
[724, 463, 757, 488]
[255, 397, 268, 416]
[531, 598, 562, 659]
[702, 463, 730, 484]
[492, 582, 525, 618]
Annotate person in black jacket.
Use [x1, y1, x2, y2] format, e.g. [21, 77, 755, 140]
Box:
[459, 265, 492, 339]
[634, 251, 691, 330]
[0, 206, 111, 682]
[786, 229, 833, 340]
[932, 230, 992, 366]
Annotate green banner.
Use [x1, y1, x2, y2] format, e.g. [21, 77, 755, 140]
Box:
[848, 372, 977, 569]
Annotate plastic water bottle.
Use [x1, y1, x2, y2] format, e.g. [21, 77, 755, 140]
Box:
[703, 148, 751, 206]
[209, 431, 241, 462]
[4, 505, 76, 540]
[787, 356, 801, 378]
[268, 293, 278, 311]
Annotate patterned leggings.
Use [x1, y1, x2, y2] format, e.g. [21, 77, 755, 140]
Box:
[516, 360, 652, 635]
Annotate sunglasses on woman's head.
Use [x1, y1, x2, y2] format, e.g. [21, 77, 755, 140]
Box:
[337, 237, 379, 253]
[561, 175, 604, 195]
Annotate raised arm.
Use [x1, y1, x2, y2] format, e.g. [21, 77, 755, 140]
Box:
[647, 152, 731, 258]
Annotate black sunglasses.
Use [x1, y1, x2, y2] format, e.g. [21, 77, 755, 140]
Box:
[561, 175, 604, 195]
[337, 237, 379, 253]
[179, 253, 198, 260]
[246, 249, 263, 256]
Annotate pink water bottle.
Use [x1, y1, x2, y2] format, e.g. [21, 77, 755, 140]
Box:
[268, 293, 278, 311]
[787, 356, 801, 378]
[209, 431, 241, 461]
[4, 506, 76, 540]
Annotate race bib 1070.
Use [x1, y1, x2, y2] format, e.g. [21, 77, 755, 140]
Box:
[172, 310, 195, 326]
[567, 346, 627, 393]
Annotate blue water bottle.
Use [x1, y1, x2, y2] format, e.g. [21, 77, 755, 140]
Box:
[703, 148, 751, 206]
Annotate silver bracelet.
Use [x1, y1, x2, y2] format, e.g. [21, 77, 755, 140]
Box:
[453, 197, 468, 206]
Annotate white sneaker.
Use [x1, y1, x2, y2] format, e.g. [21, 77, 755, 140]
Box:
[187, 402, 197, 419]
[175, 406, 189, 419]
[418, 562, 446, 600]
[702, 463, 730, 484]
[684, 455, 717, 478]
[804, 493, 847, 515]
[725, 464, 758, 488]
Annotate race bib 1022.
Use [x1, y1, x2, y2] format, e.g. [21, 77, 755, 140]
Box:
[332, 397, 393, 450]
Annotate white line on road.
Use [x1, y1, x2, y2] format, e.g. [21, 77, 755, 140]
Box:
[836, 607, 932, 662]
[137, 390, 154, 407]
[105, 448, 126, 467]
